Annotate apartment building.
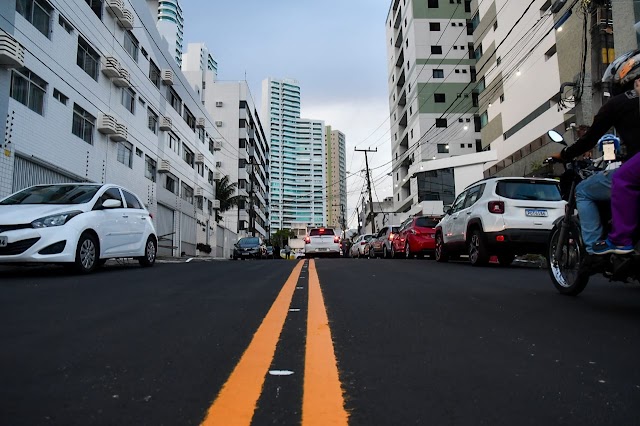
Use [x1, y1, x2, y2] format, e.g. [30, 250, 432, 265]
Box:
[0, 0, 221, 256]
[147, 0, 183, 67]
[262, 78, 326, 231]
[387, 0, 480, 213]
[324, 126, 347, 231]
[182, 42, 218, 78]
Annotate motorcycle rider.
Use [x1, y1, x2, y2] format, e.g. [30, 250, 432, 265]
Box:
[551, 50, 640, 271]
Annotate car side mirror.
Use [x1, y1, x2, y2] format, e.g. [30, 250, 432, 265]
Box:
[446, 208, 453, 215]
[102, 199, 122, 209]
[547, 130, 566, 146]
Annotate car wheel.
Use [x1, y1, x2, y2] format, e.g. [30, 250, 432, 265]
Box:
[405, 242, 412, 259]
[74, 232, 99, 274]
[138, 237, 157, 267]
[369, 247, 375, 259]
[498, 254, 515, 267]
[390, 245, 396, 259]
[383, 245, 389, 259]
[435, 233, 448, 263]
[468, 229, 490, 266]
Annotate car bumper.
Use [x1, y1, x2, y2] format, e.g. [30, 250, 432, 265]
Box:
[484, 229, 551, 254]
[305, 245, 341, 255]
[233, 250, 262, 259]
[0, 226, 81, 263]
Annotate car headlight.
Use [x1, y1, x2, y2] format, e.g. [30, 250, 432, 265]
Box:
[32, 211, 82, 228]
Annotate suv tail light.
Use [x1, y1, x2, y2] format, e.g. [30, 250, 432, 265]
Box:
[360, 241, 367, 245]
[389, 233, 395, 241]
[334, 236, 340, 243]
[304, 236, 310, 244]
[488, 201, 505, 214]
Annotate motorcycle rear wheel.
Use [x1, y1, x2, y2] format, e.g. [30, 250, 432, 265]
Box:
[547, 222, 589, 296]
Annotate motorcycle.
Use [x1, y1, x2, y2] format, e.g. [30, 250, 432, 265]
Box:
[545, 130, 640, 296]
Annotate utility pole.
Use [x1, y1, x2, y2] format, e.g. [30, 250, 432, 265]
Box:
[355, 147, 377, 234]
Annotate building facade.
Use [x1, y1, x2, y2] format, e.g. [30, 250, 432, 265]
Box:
[324, 126, 347, 231]
[386, 0, 480, 213]
[147, 0, 184, 67]
[182, 42, 218, 78]
[262, 78, 326, 231]
[1, 0, 221, 256]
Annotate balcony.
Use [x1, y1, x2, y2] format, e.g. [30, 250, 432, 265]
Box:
[394, 28, 403, 48]
[396, 69, 405, 88]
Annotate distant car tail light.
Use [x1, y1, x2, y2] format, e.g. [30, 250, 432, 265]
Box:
[304, 236, 311, 244]
[496, 235, 505, 242]
[389, 233, 395, 241]
[488, 201, 505, 214]
[334, 236, 340, 243]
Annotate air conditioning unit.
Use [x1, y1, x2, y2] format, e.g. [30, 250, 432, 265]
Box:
[110, 123, 128, 142]
[215, 101, 223, 107]
[195, 153, 205, 164]
[196, 117, 205, 128]
[213, 171, 221, 180]
[213, 140, 222, 151]
[159, 116, 172, 131]
[215, 121, 223, 127]
[211, 199, 221, 209]
[101, 56, 120, 78]
[157, 160, 171, 173]
[117, 8, 134, 30]
[97, 113, 118, 135]
[215, 161, 222, 168]
[161, 69, 173, 85]
[105, 0, 124, 18]
[194, 187, 204, 197]
[112, 67, 130, 87]
[0, 30, 25, 68]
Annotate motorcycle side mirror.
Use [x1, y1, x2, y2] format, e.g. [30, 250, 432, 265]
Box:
[548, 130, 566, 146]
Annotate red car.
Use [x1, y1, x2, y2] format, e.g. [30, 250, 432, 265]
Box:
[391, 216, 442, 259]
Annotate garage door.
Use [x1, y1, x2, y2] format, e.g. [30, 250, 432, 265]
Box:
[12, 156, 80, 192]
[156, 204, 175, 257]
[181, 213, 197, 256]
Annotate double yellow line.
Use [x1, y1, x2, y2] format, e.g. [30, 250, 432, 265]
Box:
[201, 259, 348, 426]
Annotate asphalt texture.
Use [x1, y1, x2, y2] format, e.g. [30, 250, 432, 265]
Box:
[2, 258, 640, 425]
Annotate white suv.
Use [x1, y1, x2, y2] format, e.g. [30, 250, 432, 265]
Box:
[434, 177, 565, 266]
[304, 227, 341, 258]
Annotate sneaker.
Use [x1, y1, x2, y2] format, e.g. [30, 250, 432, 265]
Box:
[592, 239, 634, 255]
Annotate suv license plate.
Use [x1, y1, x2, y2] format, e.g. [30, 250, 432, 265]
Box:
[0, 236, 7, 247]
[525, 209, 548, 217]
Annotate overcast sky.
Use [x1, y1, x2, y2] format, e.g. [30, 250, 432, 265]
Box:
[183, 0, 394, 229]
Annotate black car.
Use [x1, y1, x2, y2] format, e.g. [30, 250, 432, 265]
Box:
[233, 237, 266, 260]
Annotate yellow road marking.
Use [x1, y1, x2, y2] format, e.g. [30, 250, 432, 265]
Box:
[201, 260, 304, 426]
[303, 259, 349, 425]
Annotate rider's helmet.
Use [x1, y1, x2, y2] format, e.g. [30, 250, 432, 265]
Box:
[602, 49, 640, 95]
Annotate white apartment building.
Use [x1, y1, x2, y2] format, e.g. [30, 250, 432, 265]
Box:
[182, 42, 218, 78]
[0, 0, 222, 257]
[262, 78, 326, 231]
[147, 0, 183, 67]
[325, 126, 347, 231]
[387, 0, 481, 213]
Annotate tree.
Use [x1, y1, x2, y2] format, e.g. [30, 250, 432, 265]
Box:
[271, 229, 296, 248]
[215, 175, 247, 223]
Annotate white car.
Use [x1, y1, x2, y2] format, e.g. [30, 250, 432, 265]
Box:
[304, 227, 341, 258]
[0, 183, 158, 273]
[350, 234, 373, 258]
[435, 177, 565, 266]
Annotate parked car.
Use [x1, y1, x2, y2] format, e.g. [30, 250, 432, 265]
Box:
[391, 216, 441, 258]
[434, 177, 565, 266]
[233, 237, 266, 260]
[305, 227, 341, 258]
[366, 226, 400, 259]
[350, 234, 374, 258]
[0, 183, 157, 273]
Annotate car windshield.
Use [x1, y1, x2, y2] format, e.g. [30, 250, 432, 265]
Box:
[391, 227, 400, 233]
[496, 181, 562, 201]
[238, 237, 260, 247]
[415, 217, 440, 228]
[0, 184, 102, 205]
[364, 235, 373, 241]
[310, 228, 335, 236]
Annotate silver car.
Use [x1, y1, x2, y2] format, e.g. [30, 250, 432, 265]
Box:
[350, 234, 373, 258]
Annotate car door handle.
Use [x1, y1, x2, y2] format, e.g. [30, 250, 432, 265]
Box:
[122, 215, 129, 218]
[466, 211, 472, 215]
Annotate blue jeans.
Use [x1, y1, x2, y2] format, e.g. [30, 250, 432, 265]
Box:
[576, 170, 616, 253]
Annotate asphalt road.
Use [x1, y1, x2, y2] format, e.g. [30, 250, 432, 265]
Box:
[2, 258, 640, 425]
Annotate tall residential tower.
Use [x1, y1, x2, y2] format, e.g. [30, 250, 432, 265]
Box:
[325, 127, 347, 231]
[147, 0, 184, 66]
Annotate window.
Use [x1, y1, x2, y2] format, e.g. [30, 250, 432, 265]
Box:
[463, 185, 484, 208]
[480, 111, 488, 128]
[149, 60, 161, 88]
[168, 132, 179, 153]
[474, 44, 483, 60]
[169, 87, 182, 113]
[428, 0, 438, 7]
[84, 0, 103, 18]
[72, 104, 95, 144]
[181, 182, 194, 204]
[500, 94, 505, 103]
[97, 187, 122, 207]
[196, 196, 203, 211]
[471, 12, 480, 32]
[145, 155, 156, 182]
[145, 108, 157, 134]
[477, 77, 485, 93]
[433, 69, 444, 78]
[198, 127, 205, 142]
[58, 14, 73, 33]
[124, 31, 139, 62]
[53, 88, 68, 105]
[545, 45, 557, 60]
[183, 106, 196, 131]
[123, 190, 143, 209]
[77, 37, 99, 80]
[429, 22, 440, 31]
[117, 141, 133, 168]
[208, 170, 214, 184]
[10, 68, 46, 115]
[182, 145, 195, 167]
[464, 0, 471, 12]
[434, 93, 445, 103]
[451, 191, 467, 213]
[135, 148, 143, 157]
[437, 143, 449, 153]
[431, 46, 443, 54]
[165, 175, 177, 194]
[472, 92, 479, 107]
[197, 163, 204, 177]
[453, 46, 458, 50]
[121, 87, 135, 114]
[493, 20, 498, 31]
[410, 129, 414, 139]
[435, 118, 447, 128]
[496, 56, 502, 66]
[496, 181, 562, 201]
[16, 0, 52, 38]
[208, 138, 214, 154]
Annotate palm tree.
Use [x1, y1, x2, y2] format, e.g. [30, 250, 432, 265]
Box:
[215, 175, 247, 223]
